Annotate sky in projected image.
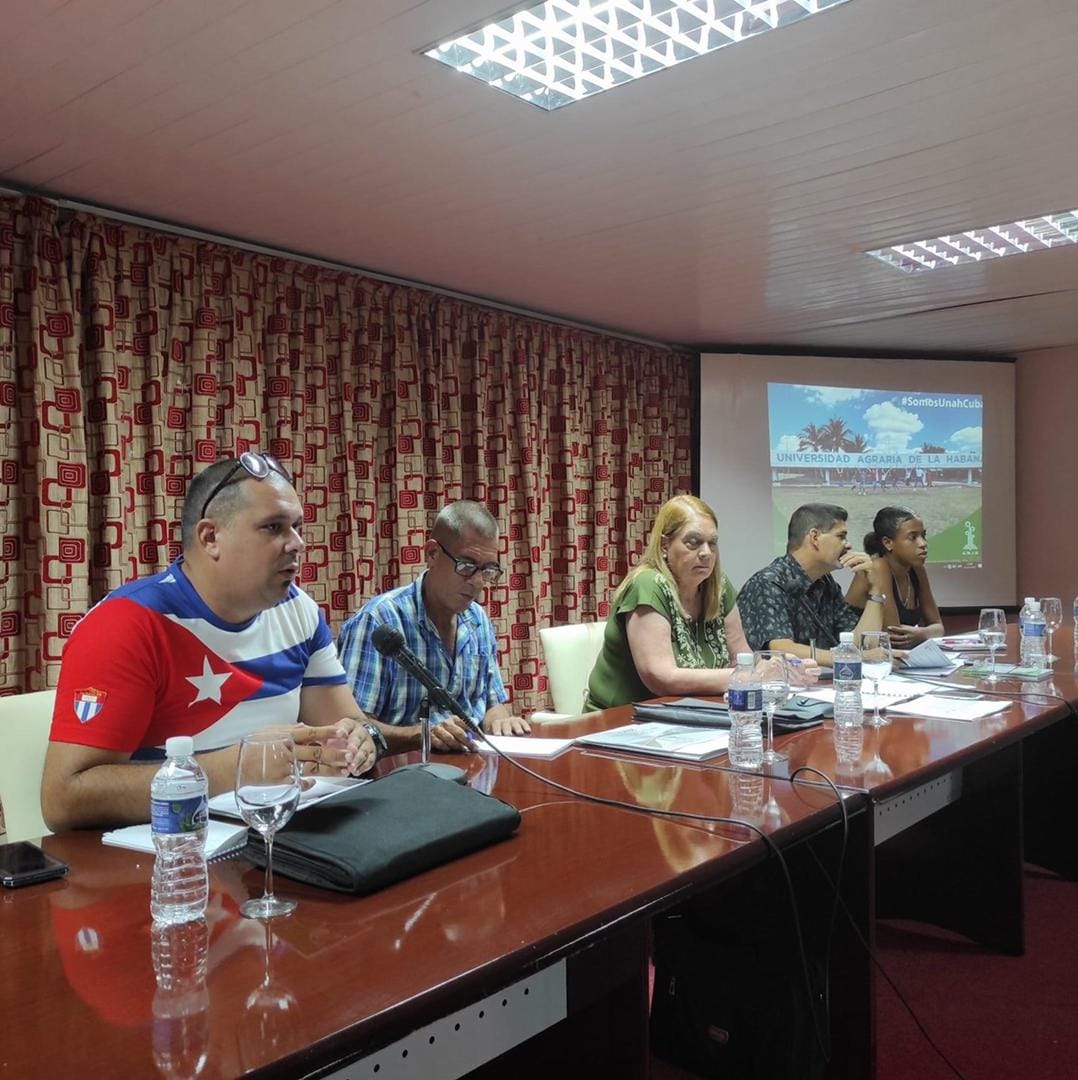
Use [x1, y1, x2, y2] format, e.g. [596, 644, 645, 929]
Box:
[767, 384, 984, 568]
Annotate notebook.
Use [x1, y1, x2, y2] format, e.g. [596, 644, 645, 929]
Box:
[208, 776, 368, 819]
[102, 819, 249, 858]
[576, 721, 731, 761]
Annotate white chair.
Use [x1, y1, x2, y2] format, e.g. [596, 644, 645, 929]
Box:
[0, 690, 56, 843]
[531, 621, 608, 723]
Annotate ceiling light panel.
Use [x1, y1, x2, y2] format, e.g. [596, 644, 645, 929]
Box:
[424, 0, 851, 110]
[868, 211, 1078, 274]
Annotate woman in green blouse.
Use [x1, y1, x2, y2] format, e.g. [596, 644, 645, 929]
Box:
[586, 494, 755, 710]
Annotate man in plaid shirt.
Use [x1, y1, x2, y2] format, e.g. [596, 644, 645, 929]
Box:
[338, 501, 530, 752]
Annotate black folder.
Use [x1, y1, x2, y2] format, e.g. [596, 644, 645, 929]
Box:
[245, 768, 521, 894]
[633, 696, 831, 732]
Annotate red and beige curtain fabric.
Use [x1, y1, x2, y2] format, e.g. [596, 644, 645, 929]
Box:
[0, 194, 693, 708]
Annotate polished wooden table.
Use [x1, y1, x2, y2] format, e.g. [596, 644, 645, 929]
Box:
[1, 721, 869, 1079]
[706, 624, 1078, 955]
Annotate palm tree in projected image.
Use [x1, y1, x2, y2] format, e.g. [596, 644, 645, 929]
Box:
[797, 422, 827, 486]
[819, 418, 853, 487]
[920, 442, 946, 454]
[798, 423, 826, 451]
[820, 418, 852, 451]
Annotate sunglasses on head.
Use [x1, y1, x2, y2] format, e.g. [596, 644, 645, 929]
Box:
[200, 452, 292, 520]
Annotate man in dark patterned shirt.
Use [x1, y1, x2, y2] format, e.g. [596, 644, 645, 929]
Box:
[738, 503, 889, 667]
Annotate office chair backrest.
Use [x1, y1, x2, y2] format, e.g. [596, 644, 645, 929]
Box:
[0, 690, 56, 842]
[537, 622, 608, 715]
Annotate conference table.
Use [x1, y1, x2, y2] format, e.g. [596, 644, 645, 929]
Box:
[3, 737, 868, 1079]
[2, 624, 1074, 1079]
[707, 624, 1078, 956]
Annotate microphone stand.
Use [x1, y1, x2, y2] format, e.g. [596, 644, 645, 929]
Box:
[395, 694, 468, 785]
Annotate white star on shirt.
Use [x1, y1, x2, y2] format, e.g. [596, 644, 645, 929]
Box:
[186, 657, 232, 706]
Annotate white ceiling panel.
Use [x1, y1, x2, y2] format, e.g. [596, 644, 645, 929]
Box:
[2, 0, 1077, 352]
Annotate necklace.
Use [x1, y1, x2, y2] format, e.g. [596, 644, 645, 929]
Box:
[895, 569, 915, 610]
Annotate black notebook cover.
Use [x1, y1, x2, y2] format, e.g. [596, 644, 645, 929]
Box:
[246, 768, 521, 894]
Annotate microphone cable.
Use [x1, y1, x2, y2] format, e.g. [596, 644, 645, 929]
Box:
[465, 726, 851, 1067]
[805, 844, 970, 1080]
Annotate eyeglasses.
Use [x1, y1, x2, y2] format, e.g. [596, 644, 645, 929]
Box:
[200, 452, 292, 520]
[435, 539, 503, 584]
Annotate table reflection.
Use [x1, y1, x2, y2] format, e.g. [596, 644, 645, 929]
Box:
[47, 855, 267, 1076]
[152, 918, 209, 1079]
[237, 919, 298, 1072]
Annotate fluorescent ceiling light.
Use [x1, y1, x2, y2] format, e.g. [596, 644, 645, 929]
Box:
[423, 0, 851, 110]
[868, 211, 1078, 274]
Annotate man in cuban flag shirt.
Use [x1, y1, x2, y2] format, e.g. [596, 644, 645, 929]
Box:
[43, 456, 384, 831]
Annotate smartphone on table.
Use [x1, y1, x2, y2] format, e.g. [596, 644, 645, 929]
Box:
[0, 841, 69, 888]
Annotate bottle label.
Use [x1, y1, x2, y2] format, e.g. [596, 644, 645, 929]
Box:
[152, 795, 208, 835]
[835, 661, 861, 681]
[1025, 623, 1046, 637]
[728, 688, 762, 712]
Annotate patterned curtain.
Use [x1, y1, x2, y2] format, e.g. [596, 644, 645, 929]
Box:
[0, 194, 693, 711]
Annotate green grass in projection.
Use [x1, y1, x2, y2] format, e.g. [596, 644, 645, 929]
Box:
[770, 486, 982, 565]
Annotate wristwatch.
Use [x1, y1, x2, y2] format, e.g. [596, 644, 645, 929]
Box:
[361, 721, 388, 760]
[867, 593, 887, 605]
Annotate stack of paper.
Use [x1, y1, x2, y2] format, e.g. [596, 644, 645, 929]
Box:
[940, 632, 991, 651]
[887, 695, 1010, 722]
[208, 776, 367, 819]
[902, 639, 965, 673]
[801, 677, 941, 709]
[478, 735, 575, 758]
[575, 722, 730, 761]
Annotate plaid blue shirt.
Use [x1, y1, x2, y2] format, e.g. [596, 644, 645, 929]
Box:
[337, 573, 509, 727]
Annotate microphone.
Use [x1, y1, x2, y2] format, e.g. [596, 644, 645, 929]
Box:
[371, 624, 478, 731]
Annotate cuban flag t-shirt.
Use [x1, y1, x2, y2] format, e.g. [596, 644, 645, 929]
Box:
[50, 560, 346, 755]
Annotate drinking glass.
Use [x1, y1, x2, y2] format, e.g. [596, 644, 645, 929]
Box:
[859, 631, 893, 727]
[862, 727, 894, 787]
[236, 731, 301, 919]
[1041, 597, 1062, 662]
[977, 607, 1006, 683]
[753, 650, 790, 765]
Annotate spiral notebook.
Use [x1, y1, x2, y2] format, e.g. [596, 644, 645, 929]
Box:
[102, 819, 249, 858]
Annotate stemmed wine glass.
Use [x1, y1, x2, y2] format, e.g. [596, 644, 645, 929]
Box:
[859, 631, 893, 727]
[236, 731, 301, 919]
[977, 607, 1006, 682]
[1041, 597, 1063, 662]
[862, 727, 894, 788]
[753, 650, 790, 765]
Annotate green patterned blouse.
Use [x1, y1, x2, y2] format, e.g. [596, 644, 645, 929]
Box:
[585, 569, 738, 711]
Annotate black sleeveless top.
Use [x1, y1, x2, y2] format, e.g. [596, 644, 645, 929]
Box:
[891, 570, 924, 626]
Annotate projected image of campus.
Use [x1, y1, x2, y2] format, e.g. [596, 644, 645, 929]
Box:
[768, 383, 983, 568]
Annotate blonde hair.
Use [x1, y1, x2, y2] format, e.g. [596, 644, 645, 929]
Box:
[614, 494, 724, 621]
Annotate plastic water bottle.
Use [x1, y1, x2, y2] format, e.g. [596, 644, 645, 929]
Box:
[151, 736, 209, 925]
[152, 918, 210, 1079]
[1018, 597, 1034, 664]
[832, 632, 864, 729]
[1021, 600, 1047, 668]
[727, 653, 763, 769]
[833, 724, 865, 786]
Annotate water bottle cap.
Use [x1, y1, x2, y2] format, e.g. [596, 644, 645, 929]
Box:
[839, 632, 854, 644]
[1029, 600, 1040, 611]
[1024, 596, 1034, 604]
[736, 652, 753, 665]
[165, 736, 194, 758]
